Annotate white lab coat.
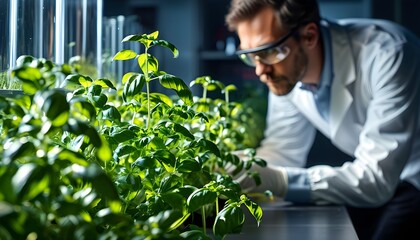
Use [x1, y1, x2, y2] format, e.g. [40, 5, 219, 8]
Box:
[256, 19, 420, 207]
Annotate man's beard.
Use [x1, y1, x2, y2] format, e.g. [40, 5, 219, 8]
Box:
[266, 75, 296, 95]
[266, 46, 308, 96]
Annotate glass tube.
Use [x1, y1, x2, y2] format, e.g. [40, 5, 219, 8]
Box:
[2, 0, 104, 89]
[103, 15, 142, 83]
[64, 0, 103, 79]
[0, 0, 11, 89]
[1, 0, 57, 89]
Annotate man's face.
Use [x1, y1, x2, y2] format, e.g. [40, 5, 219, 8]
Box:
[236, 7, 308, 96]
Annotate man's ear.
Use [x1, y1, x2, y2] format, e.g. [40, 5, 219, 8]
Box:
[301, 22, 319, 49]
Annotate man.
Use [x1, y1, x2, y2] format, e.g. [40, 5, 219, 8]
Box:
[225, 0, 420, 239]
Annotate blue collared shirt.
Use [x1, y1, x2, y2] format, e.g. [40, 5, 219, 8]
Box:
[285, 23, 334, 203]
[299, 24, 333, 121]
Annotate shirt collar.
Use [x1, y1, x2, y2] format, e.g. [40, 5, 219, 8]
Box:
[300, 22, 333, 94]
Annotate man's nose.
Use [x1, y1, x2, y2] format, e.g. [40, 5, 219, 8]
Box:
[255, 61, 272, 77]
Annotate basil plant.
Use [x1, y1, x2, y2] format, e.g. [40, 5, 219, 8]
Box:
[0, 31, 267, 240]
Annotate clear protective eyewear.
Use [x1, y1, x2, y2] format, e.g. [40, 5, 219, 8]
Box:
[236, 28, 297, 67]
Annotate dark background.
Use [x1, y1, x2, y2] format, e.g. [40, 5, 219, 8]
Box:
[102, 0, 419, 167]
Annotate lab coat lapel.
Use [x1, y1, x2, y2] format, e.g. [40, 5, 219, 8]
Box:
[329, 22, 356, 138]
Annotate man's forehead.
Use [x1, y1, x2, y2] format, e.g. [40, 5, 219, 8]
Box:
[236, 7, 284, 49]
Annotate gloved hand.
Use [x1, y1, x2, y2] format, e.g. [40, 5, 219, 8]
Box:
[226, 150, 288, 197]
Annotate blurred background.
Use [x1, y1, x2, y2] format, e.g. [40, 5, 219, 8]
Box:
[1, 0, 418, 165]
[2, 0, 419, 92]
[102, 0, 420, 98]
[100, 0, 419, 167]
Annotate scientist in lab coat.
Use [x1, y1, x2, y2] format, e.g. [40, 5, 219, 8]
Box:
[225, 0, 420, 239]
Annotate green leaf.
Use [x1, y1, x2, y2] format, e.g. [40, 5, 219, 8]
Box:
[213, 205, 245, 238]
[72, 164, 119, 201]
[109, 129, 137, 144]
[167, 106, 192, 120]
[123, 73, 146, 102]
[12, 164, 51, 201]
[253, 157, 267, 167]
[113, 144, 137, 158]
[96, 208, 132, 225]
[122, 72, 139, 84]
[86, 127, 103, 148]
[88, 84, 102, 96]
[223, 84, 237, 93]
[79, 75, 94, 88]
[194, 112, 209, 122]
[69, 135, 85, 151]
[65, 74, 84, 85]
[12, 66, 42, 94]
[61, 63, 73, 75]
[138, 53, 158, 74]
[149, 136, 166, 150]
[189, 76, 212, 87]
[244, 198, 263, 226]
[0, 202, 15, 218]
[231, 160, 244, 176]
[159, 74, 193, 105]
[4, 140, 36, 164]
[15, 95, 31, 112]
[116, 174, 143, 193]
[65, 118, 90, 135]
[191, 139, 221, 158]
[65, 119, 102, 148]
[187, 189, 218, 212]
[122, 31, 159, 48]
[102, 105, 121, 123]
[112, 49, 137, 61]
[138, 136, 152, 147]
[249, 171, 262, 186]
[180, 230, 212, 240]
[161, 192, 186, 211]
[153, 149, 176, 170]
[16, 55, 35, 66]
[177, 159, 201, 173]
[56, 148, 89, 166]
[133, 156, 156, 169]
[148, 93, 173, 107]
[89, 93, 108, 109]
[153, 40, 179, 58]
[159, 174, 182, 192]
[96, 135, 112, 162]
[70, 98, 97, 122]
[40, 90, 70, 127]
[121, 34, 143, 42]
[174, 123, 195, 140]
[94, 78, 116, 90]
[204, 79, 225, 91]
[225, 152, 241, 165]
[193, 99, 210, 113]
[149, 31, 159, 39]
[12, 66, 42, 82]
[146, 209, 183, 232]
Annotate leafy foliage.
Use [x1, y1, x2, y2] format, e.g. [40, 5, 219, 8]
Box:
[0, 31, 266, 239]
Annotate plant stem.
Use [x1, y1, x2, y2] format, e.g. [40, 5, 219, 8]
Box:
[202, 207, 206, 235]
[216, 198, 219, 215]
[146, 81, 151, 129]
[124, 191, 131, 213]
[144, 48, 151, 130]
[203, 88, 207, 100]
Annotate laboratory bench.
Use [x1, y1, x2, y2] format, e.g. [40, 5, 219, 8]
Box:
[227, 200, 359, 240]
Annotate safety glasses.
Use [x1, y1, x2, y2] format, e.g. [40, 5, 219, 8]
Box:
[236, 28, 298, 67]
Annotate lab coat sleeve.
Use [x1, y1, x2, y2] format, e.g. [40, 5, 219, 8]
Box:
[296, 37, 420, 207]
[256, 92, 316, 167]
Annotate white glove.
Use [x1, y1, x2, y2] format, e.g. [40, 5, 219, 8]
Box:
[227, 150, 288, 197]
